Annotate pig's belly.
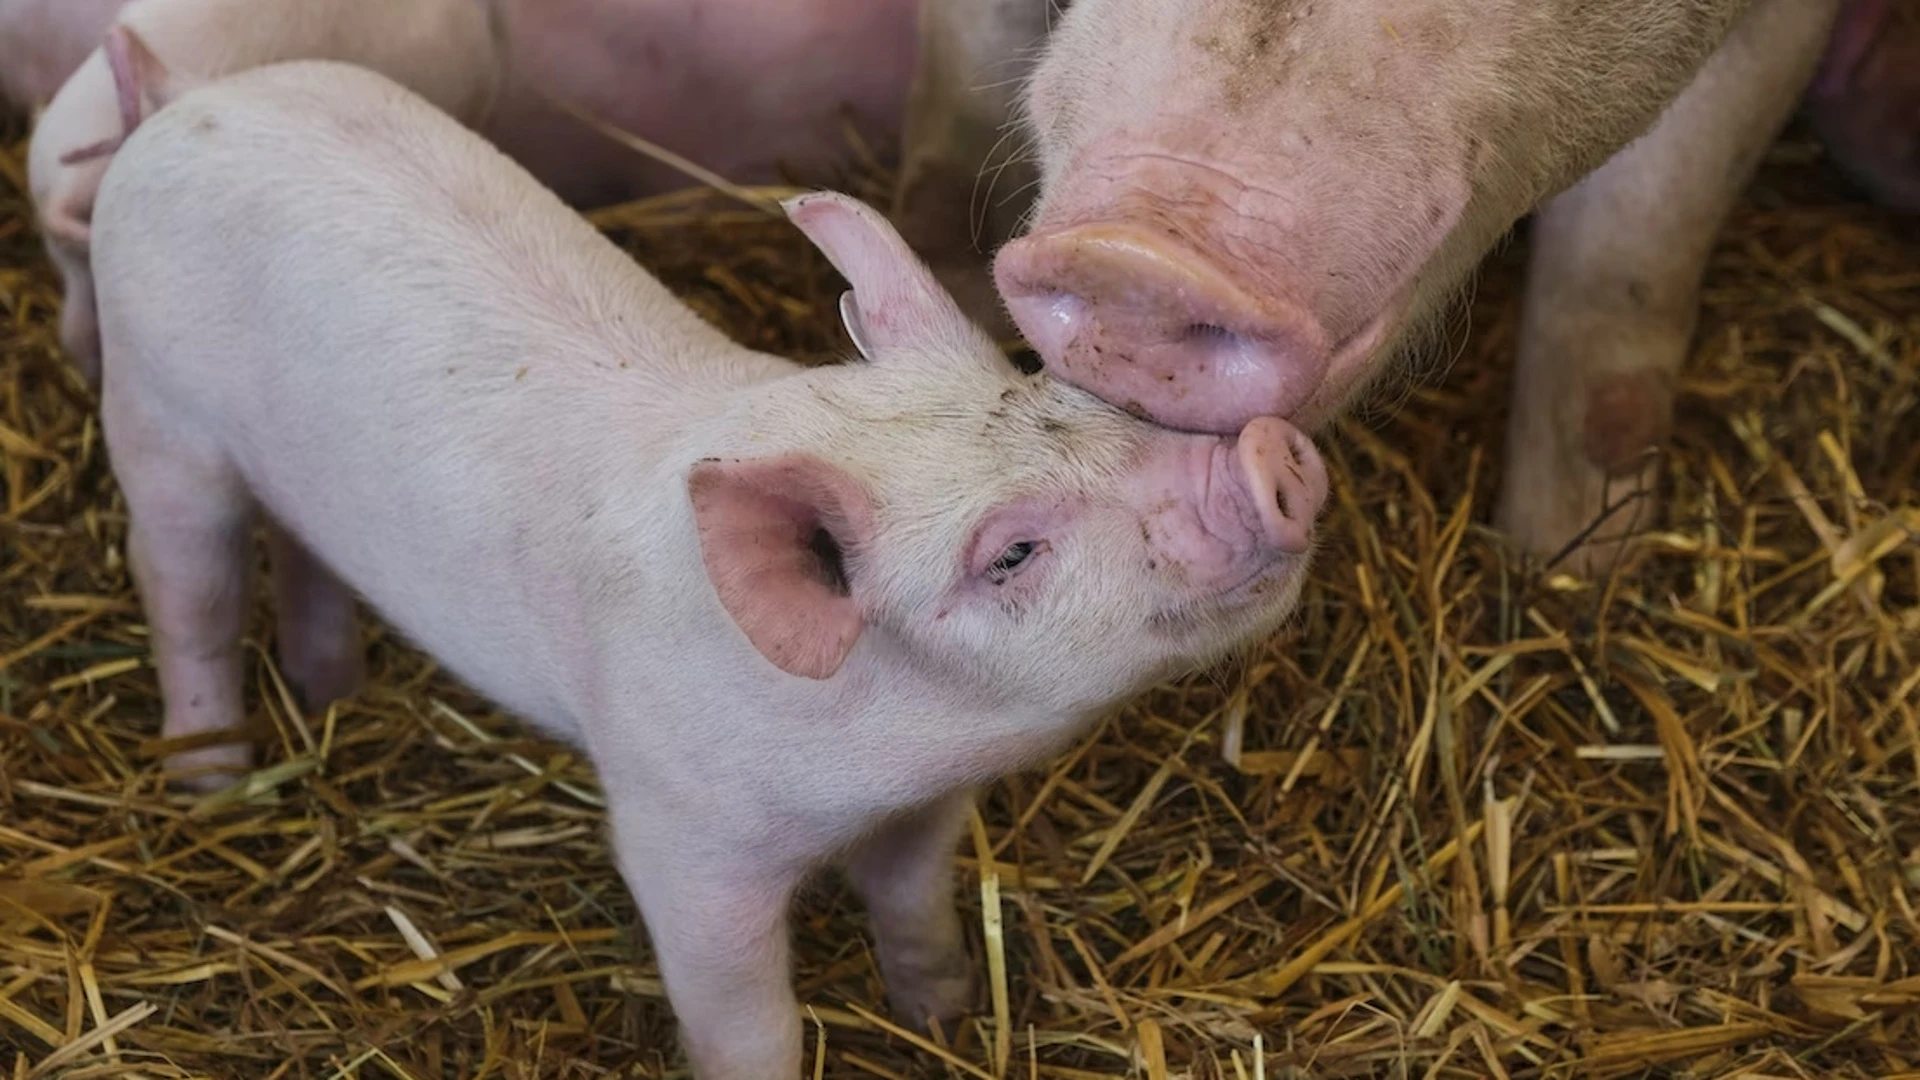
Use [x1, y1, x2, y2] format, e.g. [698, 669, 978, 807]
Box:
[487, 0, 921, 208]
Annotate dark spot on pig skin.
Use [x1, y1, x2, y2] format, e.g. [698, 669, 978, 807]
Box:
[1008, 347, 1044, 375]
[1625, 281, 1651, 309]
[1124, 402, 1153, 421]
[1582, 370, 1675, 476]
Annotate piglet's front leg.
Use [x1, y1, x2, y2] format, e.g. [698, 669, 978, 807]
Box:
[608, 799, 807, 1079]
[845, 794, 977, 1034]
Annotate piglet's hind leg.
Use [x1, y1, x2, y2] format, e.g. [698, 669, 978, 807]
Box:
[108, 399, 256, 792]
[267, 522, 365, 713]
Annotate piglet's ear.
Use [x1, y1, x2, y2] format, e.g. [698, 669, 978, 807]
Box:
[784, 191, 986, 359]
[56, 24, 173, 168]
[688, 453, 874, 680]
[105, 24, 175, 134]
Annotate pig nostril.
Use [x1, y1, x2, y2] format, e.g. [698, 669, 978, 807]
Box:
[1275, 488, 1291, 520]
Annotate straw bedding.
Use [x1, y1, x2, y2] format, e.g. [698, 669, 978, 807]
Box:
[1, 109, 1916, 1079]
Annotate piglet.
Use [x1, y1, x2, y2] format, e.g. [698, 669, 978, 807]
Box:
[92, 59, 1328, 1078]
[28, 0, 508, 386]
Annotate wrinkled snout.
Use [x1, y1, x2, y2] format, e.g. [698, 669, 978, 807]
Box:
[1139, 415, 1329, 613]
[995, 224, 1332, 434]
[1236, 416, 1327, 557]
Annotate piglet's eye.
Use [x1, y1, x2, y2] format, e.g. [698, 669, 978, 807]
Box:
[985, 540, 1044, 585]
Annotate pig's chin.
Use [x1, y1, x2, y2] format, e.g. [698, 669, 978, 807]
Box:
[1147, 556, 1309, 646]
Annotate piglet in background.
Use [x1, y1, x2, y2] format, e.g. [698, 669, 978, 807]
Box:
[91, 59, 1328, 1077]
[26, 0, 508, 386]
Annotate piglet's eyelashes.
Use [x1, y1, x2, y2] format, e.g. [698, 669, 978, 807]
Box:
[980, 539, 1049, 586]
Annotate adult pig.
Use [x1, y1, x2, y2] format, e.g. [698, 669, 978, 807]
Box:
[26, 0, 507, 387]
[477, 0, 921, 208]
[3, 0, 918, 223]
[92, 60, 1327, 1077]
[896, 0, 1844, 570]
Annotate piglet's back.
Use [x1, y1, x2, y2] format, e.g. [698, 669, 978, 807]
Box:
[92, 59, 749, 405]
[89, 60, 762, 730]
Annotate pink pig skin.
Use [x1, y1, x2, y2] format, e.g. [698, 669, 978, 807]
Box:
[25, 0, 508, 387]
[479, 0, 922, 209]
[2, 0, 920, 208]
[0, 0, 127, 111]
[91, 61, 1326, 1078]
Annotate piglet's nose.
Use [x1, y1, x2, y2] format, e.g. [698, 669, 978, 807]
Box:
[1236, 416, 1329, 555]
[994, 224, 1331, 433]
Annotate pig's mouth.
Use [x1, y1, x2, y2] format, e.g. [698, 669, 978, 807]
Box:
[997, 138, 1470, 434]
[997, 224, 1424, 434]
[1147, 554, 1302, 638]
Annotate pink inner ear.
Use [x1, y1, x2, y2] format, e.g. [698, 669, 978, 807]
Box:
[782, 191, 978, 354]
[688, 454, 875, 681]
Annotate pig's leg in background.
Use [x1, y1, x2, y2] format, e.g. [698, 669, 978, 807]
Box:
[1805, 0, 1920, 212]
[266, 523, 365, 713]
[892, 0, 1056, 335]
[107, 394, 257, 791]
[845, 793, 975, 1032]
[609, 813, 806, 1078]
[51, 243, 101, 387]
[1497, 0, 1840, 574]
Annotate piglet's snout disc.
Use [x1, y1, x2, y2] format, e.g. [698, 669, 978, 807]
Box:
[1236, 416, 1329, 555]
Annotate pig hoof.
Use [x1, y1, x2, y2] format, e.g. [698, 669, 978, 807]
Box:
[1496, 477, 1655, 579]
[163, 741, 254, 794]
[281, 647, 366, 713]
[1498, 370, 1670, 577]
[885, 959, 977, 1034]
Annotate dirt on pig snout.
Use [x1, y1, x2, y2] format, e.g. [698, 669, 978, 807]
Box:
[1, 110, 1918, 1079]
